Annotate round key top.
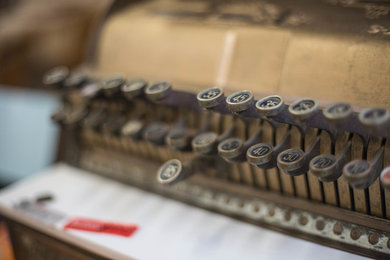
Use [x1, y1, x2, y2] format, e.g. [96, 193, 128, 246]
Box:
[380, 167, 390, 190]
[197, 87, 225, 108]
[121, 79, 147, 100]
[192, 132, 218, 154]
[359, 107, 390, 127]
[256, 95, 284, 117]
[157, 159, 183, 184]
[80, 82, 103, 99]
[247, 143, 273, 165]
[323, 102, 352, 121]
[277, 149, 305, 173]
[310, 154, 338, 181]
[64, 71, 87, 89]
[343, 160, 371, 189]
[288, 98, 318, 120]
[42, 66, 69, 87]
[102, 76, 125, 97]
[166, 128, 190, 150]
[121, 119, 144, 139]
[218, 138, 244, 160]
[226, 90, 254, 113]
[143, 122, 170, 145]
[145, 81, 172, 101]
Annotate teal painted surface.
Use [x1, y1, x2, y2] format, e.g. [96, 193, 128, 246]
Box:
[0, 87, 60, 184]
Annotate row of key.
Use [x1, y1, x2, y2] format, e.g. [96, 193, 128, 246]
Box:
[43, 66, 390, 196]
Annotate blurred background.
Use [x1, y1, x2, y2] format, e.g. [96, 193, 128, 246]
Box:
[0, 1, 110, 258]
[0, 0, 110, 188]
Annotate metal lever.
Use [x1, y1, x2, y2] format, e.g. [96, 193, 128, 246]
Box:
[247, 129, 291, 169]
[156, 156, 215, 184]
[343, 146, 385, 189]
[277, 135, 321, 176]
[309, 140, 352, 182]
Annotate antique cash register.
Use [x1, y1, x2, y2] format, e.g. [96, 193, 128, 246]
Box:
[3, 0, 390, 258]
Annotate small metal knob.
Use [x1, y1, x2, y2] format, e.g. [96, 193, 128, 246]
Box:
[256, 95, 284, 117]
[218, 138, 244, 161]
[79, 82, 103, 99]
[288, 98, 318, 120]
[143, 122, 170, 145]
[310, 154, 338, 181]
[192, 132, 218, 154]
[197, 87, 225, 108]
[157, 156, 215, 185]
[42, 66, 69, 87]
[343, 145, 384, 189]
[121, 79, 147, 100]
[157, 159, 184, 184]
[226, 90, 254, 113]
[343, 160, 372, 189]
[277, 149, 305, 173]
[145, 81, 172, 101]
[323, 102, 352, 123]
[64, 71, 88, 89]
[102, 76, 126, 97]
[247, 143, 273, 165]
[359, 107, 390, 127]
[121, 119, 144, 139]
[166, 127, 191, 150]
[247, 130, 291, 169]
[310, 140, 351, 182]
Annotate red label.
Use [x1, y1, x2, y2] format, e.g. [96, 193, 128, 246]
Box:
[64, 218, 138, 237]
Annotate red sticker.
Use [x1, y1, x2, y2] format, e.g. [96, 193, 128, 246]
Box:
[64, 217, 138, 237]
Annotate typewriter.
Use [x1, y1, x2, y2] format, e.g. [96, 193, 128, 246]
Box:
[8, 0, 390, 258]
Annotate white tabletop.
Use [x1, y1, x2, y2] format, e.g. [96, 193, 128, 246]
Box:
[0, 164, 367, 260]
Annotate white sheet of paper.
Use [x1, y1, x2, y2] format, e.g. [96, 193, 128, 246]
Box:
[0, 164, 368, 260]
